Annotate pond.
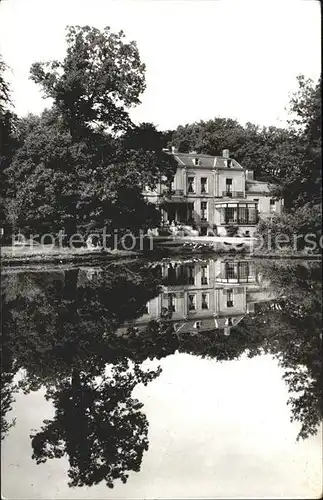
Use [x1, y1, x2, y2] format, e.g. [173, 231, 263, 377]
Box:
[1, 257, 322, 499]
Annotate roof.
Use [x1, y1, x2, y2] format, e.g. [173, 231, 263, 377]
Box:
[246, 180, 272, 194]
[175, 315, 244, 333]
[117, 314, 244, 334]
[168, 152, 243, 170]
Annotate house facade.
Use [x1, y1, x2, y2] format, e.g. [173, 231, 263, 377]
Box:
[144, 149, 283, 236]
[118, 258, 276, 336]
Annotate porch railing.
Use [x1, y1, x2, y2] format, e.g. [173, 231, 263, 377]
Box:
[221, 215, 259, 225]
[222, 191, 244, 198]
[162, 189, 185, 197]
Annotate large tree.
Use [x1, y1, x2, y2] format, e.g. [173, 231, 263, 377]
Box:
[0, 55, 18, 235]
[283, 74, 321, 207]
[30, 26, 146, 136]
[255, 75, 322, 252]
[4, 113, 177, 238]
[3, 26, 178, 239]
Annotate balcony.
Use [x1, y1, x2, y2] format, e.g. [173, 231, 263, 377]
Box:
[222, 191, 244, 198]
[162, 189, 185, 199]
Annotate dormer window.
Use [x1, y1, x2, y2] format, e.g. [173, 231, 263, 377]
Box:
[225, 159, 232, 168]
[193, 158, 200, 166]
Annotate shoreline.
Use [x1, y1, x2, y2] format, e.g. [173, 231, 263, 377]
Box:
[1, 245, 321, 267]
[0, 247, 142, 267]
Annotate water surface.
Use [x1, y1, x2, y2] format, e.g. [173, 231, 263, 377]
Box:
[1, 257, 322, 498]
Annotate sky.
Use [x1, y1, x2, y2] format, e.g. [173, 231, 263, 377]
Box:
[0, 0, 321, 130]
[2, 354, 322, 499]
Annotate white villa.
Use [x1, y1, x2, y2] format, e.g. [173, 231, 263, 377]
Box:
[118, 258, 276, 336]
[144, 149, 283, 236]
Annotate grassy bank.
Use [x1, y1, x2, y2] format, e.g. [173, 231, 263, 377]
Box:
[0, 245, 141, 266]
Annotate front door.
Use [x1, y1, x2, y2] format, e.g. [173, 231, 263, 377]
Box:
[177, 205, 186, 223]
[187, 203, 194, 225]
[167, 207, 176, 223]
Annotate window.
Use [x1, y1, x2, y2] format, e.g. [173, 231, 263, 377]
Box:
[193, 158, 200, 166]
[167, 293, 176, 312]
[222, 204, 257, 224]
[239, 262, 250, 280]
[194, 321, 202, 329]
[188, 294, 196, 311]
[253, 198, 259, 202]
[270, 199, 276, 213]
[248, 205, 257, 223]
[188, 176, 195, 193]
[201, 201, 207, 221]
[188, 203, 194, 223]
[188, 265, 195, 285]
[143, 302, 150, 314]
[226, 178, 233, 197]
[225, 207, 236, 223]
[201, 177, 208, 193]
[238, 206, 248, 224]
[201, 265, 208, 285]
[227, 317, 233, 326]
[226, 289, 234, 308]
[202, 293, 209, 309]
[225, 262, 236, 280]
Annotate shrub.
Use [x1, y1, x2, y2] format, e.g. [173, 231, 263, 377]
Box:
[225, 224, 239, 237]
[255, 203, 322, 253]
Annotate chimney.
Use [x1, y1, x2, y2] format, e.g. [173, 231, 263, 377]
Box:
[171, 146, 177, 154]
[222, 149, 230, 159]
[246, 169, 254, 181]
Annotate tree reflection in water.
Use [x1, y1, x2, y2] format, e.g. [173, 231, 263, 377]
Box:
[238, 261, 322, 440]
[1, 258, 322, 488]
[31, 361, 160, 488]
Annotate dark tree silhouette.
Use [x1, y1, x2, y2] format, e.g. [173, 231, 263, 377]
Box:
[234, 260, 322, 440]
[31, 360, 161, 488]
[1, 370, 18, 441]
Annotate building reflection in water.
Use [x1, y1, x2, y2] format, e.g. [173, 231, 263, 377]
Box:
[119, 258, 276, 336]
